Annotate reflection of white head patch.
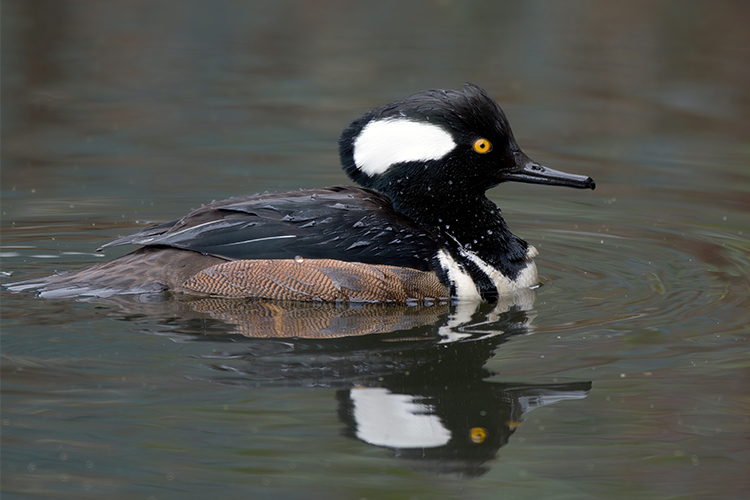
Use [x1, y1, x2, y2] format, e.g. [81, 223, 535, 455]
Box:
[350, 387, 451, 448]
[353, 118, 456, 176]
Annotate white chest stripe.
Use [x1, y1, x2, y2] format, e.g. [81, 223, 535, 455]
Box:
[438, 245, 540, 301]
[353, 118, 456, 176]
[437, 249, 482, 302]
[459, 247, 539, 294]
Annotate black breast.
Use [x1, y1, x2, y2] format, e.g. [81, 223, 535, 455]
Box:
[99, 186, 440, 271]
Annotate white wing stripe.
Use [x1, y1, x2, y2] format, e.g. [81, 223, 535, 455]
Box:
[222, 235, 297, 246]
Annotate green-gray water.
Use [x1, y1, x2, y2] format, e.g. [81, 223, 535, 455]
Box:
[2, 1, 748, 499]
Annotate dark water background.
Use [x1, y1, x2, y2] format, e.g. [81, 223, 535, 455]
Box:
[2, 1, 749, 499]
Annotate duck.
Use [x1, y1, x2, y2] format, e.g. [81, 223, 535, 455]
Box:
[8, 83, 595, 303]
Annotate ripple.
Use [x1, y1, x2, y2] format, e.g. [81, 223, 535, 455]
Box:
[530, 217, 750, 339]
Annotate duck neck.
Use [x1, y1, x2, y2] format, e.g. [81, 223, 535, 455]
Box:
[392, 194, 532, 298]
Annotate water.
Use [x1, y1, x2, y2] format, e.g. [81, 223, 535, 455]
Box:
[2, 1, 749, 499]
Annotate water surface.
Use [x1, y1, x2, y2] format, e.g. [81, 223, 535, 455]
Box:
[2, 1, 749, 499]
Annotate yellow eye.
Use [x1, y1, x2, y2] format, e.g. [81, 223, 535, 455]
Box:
[470, 427, 488, 444]
[473, 138, 492, 154]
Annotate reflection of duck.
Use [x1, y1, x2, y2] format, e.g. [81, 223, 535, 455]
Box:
[86, 284, 535, 339]
[192, 303, 591, 477]
[10, 84, 594, 303]
[331, 316, 590, 476]
[338, 381, 591, 477]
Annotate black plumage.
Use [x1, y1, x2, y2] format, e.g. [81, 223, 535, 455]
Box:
[99, 186, 439, 271]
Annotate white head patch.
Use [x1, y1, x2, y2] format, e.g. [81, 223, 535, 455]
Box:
[353, 118, 456, 176]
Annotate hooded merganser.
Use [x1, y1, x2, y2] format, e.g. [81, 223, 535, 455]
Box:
[9, 83, 595, 303]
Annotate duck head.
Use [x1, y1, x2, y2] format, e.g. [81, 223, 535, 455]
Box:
[339, 83, 594, 222]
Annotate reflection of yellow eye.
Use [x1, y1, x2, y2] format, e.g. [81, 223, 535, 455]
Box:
[473, 138, 492, 154]
[470, 427, 488, 443]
